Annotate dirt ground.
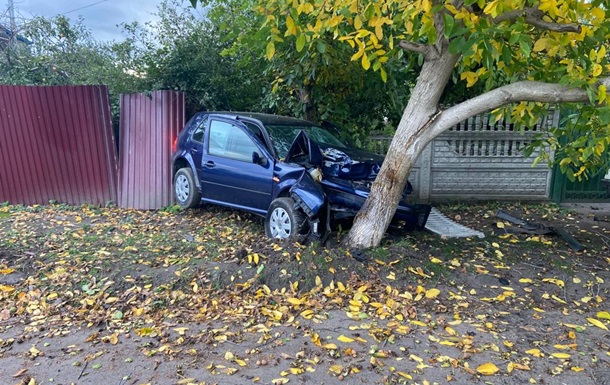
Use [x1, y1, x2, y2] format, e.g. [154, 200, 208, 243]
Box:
[0, 202, 609, 385]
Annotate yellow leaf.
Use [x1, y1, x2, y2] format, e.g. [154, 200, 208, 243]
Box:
[397, 371, 412, 379]
[542, 278, 565, 288]
[551, 353, 571, 359]
[287, 298, 302, 306]
[285, 15, 297, 36]
[323, 343, 338, 350]
[477, 362, 500, 375]
[0, 268, 15, 275]
[525, 348, 543, 357]
[425, 288, 440, 299]
[422, 0, 432, 12]
[533, 38, 547, 52]
[496, 222, 505, 229]
[568, 331, 576, 339]
[464, 71, 478, 87]
[300, 310, 314, 319]
[513, 363, 531, 371]
[483, 0, 499, 17]
[338, 335, 355, 343]
[351, 48, 364, 62]
[0, 284, 15, 292]
[571, 366, 584, 372]
[329, 364, 343, 375]
[587, 317, 608, 331]
[174, 327, 189, 335]
[225, 351, 235, 361]
[29, 346, 41, 356]
[362, 54, 371, 70]
[409, 354, 423, 362]
[47, 293, 58, 300]
[597, 311, 610, 320]
[235, 359, 247, 367]
[519, 278, 533, 283]
[272, 378, 289, 384]
[266, 42, 275, 61]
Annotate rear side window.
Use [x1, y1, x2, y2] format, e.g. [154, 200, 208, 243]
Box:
[192, 116, 208, 143]
[209, 120, 260, 162]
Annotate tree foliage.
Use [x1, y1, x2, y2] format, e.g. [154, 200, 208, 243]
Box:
[257, 0, 610, 248]
[118, 0, 266, 115]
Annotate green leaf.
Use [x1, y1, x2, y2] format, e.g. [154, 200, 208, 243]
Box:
[518, 37, 531, 58]
[317, 41, 326, 54]
[448, 36, 465, 55]
[443, 13, 455, 38]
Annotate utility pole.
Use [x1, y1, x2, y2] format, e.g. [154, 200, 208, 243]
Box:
[8, 0, 16, 30]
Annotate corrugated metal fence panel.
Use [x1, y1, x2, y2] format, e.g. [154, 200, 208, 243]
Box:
[0, 85, 118, 205]
[118, 91, 185, 209]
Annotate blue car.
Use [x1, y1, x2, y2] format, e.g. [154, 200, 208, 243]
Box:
[171, 112, 430, 240]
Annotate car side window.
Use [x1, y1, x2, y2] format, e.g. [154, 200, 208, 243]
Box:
[209, 120, 260, 162]
[192, 116, 207, 143]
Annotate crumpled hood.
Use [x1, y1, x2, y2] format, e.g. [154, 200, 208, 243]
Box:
[320, 146, 383, 180]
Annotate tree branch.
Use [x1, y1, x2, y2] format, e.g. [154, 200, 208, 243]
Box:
[493, 7, 581, 33]
[427, 78, 610, 140]
[398, 40, 430, 55]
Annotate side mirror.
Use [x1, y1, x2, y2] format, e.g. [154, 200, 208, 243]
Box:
[252, 151, 268, 166]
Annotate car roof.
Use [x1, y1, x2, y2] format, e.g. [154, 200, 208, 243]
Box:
[201, 111, 315, 126]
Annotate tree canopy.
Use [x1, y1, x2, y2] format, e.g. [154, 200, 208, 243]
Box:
[255, 0, 610, 247]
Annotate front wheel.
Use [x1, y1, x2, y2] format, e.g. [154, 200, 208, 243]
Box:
[265, 198, 307, 239]
[174, 168, 200, 208]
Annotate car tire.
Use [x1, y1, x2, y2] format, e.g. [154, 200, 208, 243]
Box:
[174, 168, 200, 208]
[265, 198, 307, 239]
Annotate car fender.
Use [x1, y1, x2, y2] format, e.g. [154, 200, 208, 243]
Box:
[172, 152, 201, 189]
[289, 171, 326, 217]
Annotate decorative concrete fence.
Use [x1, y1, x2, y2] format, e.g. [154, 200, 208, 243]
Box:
[369, 109, 560, 202]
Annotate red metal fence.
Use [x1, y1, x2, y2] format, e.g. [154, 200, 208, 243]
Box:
[117, 91, 185, 209]
[0, 85, 118, 205]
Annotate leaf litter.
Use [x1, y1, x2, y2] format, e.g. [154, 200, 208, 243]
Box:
[0, 202, 608, 384]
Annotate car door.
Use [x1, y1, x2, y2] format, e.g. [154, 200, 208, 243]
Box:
[201, 118, 274, 214]
[189, 115, 207, 178]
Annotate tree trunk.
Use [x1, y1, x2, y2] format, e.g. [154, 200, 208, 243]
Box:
[344, 52, 458, 248]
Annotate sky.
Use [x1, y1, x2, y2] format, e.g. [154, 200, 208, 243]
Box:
[4, 0, 167, 41]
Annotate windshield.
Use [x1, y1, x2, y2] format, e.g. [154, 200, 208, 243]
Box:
[265, 124, 347, 159]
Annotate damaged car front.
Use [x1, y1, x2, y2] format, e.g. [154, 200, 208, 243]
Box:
[273, 124, 431, 239]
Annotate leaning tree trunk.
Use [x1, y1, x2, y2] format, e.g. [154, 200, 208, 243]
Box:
[344, 52, 459, 248]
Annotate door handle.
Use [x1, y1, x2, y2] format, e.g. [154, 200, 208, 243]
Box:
[204, 161, 215, 168]
[191, 148, 199, 154]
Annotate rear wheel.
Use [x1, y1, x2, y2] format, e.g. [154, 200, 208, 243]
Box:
[265, 198, 307, 239]
[174, 168, 200, 208]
